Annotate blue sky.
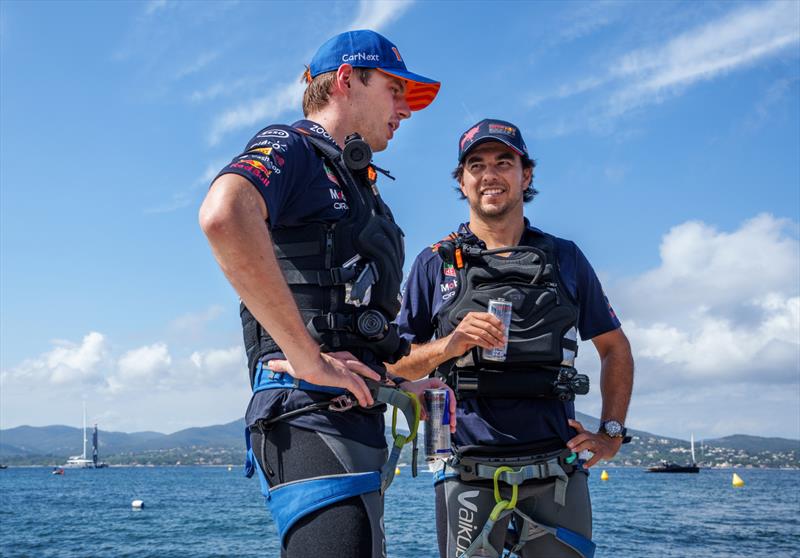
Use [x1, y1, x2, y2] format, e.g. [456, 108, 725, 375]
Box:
[1, 0, 798, 440]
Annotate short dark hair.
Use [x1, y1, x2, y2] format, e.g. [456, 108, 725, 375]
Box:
[452, 156, 538, 202]
[302, 67, 373, 116]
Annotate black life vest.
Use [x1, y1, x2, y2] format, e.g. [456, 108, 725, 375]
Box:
[240, 128, 408, 384]
[434, 229, 581, 396]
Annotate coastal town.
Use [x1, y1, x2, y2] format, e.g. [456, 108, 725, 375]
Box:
[616, 435, 799, 469]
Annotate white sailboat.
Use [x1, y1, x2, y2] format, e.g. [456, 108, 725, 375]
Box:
[63, 403, 105, 468]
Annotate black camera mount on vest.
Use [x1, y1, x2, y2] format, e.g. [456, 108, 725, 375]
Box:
[343, 133, 372, 171]
[451, 366, 589, 401]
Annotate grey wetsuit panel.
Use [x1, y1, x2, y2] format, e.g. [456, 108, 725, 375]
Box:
[436, 464, 591, 558]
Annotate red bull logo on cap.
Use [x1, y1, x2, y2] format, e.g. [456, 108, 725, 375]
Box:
[460, 125, 480, 150]
[489, 124, 516, 136]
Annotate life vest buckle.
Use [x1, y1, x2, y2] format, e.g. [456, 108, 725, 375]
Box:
[328, 394, 355, 412]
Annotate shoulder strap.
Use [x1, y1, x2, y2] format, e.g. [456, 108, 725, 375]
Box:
[299, 130, 343, 161]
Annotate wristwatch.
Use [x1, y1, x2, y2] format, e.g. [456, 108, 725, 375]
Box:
[599, 420, 627, 439]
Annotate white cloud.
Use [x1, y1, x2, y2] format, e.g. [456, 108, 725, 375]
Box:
[189, 76, 265, 104]
[583, 213, 800, 438]
[144, 0, 168, 16]
[608, 1, 800, 115]
[743, 77, 799, 132]
[208, 81, 305, 145]
[349, 0, 414, 31]
[144, 192, 196, 215]
[529, 1, 800, 130]
[110, 343, 172, 393]
[174, 50, 221, 80]
[2, 332, 109, 387]
[144, 159, 228, 214]
[551, 0, 625, 44]
[189, 346, 246, 383]
[618, 214, 799, 322]
[169, 305, 225, 332]
[1, 325, 251, 432]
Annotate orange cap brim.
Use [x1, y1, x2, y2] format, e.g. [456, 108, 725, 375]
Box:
[377, 68, 441, 111]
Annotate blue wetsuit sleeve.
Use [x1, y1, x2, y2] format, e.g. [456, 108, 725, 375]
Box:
[396, 250, 438, 344]
[573, 243, 621, 341]
[214, 127, 309, 227]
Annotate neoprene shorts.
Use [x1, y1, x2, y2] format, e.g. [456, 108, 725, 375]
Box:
[251, 422, 388, 558]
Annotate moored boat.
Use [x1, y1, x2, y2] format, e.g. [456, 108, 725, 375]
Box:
[647, 433, 700, 473]
[647, 462, 700, 473]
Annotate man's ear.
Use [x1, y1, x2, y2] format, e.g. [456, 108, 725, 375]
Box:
[334, 64, 354, 93]
[523, 165, 533, 188]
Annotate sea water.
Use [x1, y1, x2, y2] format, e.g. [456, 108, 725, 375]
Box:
[1, 466, 798, 557]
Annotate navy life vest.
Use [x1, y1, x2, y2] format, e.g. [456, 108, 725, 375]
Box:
[241, 128, 408, 383]
[434, 229, 585, 399]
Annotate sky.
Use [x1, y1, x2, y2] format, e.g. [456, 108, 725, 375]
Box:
[1, 0, 798, 441]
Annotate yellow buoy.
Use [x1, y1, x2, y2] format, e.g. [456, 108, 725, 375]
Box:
[600, 470, 609, 481]
[395, 467, 401, 475]
[732, 473, 745, 487]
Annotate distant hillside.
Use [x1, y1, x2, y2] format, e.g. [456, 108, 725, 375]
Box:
[0, 419, 245, 464]
[706, 435, 800, 454]
[1, 414, 797, 468]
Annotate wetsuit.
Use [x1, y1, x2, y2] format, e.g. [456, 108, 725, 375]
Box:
[396, 220, 621, 558]
[215, 120, 391, 558]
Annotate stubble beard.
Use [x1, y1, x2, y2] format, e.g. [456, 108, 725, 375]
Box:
[469, 193, 521, 222]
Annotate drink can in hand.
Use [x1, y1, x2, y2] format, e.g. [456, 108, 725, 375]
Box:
[424, 389, 451, 461]
[482, 298, 512, 362]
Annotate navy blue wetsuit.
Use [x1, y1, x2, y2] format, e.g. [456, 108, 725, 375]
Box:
[216, 120, 388, 558]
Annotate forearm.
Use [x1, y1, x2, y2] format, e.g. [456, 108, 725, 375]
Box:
[387, 337, 452, 380]
[598, 335, 634, 423]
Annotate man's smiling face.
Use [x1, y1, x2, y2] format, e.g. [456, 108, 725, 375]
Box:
[460, 142, 532, 220]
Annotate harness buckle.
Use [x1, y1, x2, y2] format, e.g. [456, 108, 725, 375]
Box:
[328, 394, 355, 412]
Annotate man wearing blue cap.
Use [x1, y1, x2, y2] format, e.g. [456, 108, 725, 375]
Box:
[390, 119, 634, 557]
[199, 30, 446, 557]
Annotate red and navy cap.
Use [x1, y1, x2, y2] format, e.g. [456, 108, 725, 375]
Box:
[309, 29, 440, 111]
[458, 119, 530, 163]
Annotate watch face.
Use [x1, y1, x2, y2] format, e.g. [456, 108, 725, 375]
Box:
[604, 420, 623, 437]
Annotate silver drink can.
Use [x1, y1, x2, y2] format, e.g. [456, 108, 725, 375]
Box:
[424, 389, 451, 461]
[483, 298, 513, 362]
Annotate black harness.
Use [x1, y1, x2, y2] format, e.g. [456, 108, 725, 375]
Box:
[434, 230, 590, 400]
[241, 129, 409, 385]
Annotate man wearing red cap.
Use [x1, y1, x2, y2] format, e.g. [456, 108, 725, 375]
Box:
[391, 119, 634, 557]
[200, 30, 446, 558]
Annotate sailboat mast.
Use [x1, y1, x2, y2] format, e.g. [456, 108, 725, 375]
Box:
[92, 424, 98, 466]
[82, 402, 87, 460]
[690, 433, 696, 465]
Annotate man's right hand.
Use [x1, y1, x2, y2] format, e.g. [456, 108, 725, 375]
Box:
[267, 351, 381, 408]
[443, 311, 506, 359]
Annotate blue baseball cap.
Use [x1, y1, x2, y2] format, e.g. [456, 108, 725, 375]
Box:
[309, 29, 440, 111]
[458, 119, 531, 163]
